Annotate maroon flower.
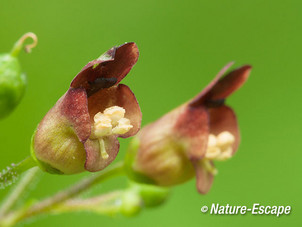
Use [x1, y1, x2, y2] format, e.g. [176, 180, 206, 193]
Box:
[126, 62, 251, 194]
[32, 43, 142, 174]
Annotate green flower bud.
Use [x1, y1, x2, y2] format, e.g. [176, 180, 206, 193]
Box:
[120, 182, 169, 216]
[120, 189, 142, 217]
[0, 33, 37, 119]
[129, 182, 169, 207]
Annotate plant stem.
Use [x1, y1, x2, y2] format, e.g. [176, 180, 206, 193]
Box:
[52, 191, 124, 216]
[1, 161, 124, 226]
[0, 167, 40, 218]
[15, 156, 37, 174]
[0, 156, 37, 190]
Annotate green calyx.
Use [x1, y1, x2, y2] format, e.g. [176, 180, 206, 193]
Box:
[30, 131, 63, 175]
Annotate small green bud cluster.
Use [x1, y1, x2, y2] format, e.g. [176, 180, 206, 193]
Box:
[120, 182, 170, 216]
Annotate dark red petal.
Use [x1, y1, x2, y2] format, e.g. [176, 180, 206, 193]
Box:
[84, 136, 120, 172]
[209, 65, 251, 100]
[71, 42, 139, 96]
[173, 105, 210, 160]
[190, 62, 234, 107]
[193, 160, 214, 194]
[208, 105, 240, 154]
[87, 84, 142, 138]
[60, 88, 91, 142]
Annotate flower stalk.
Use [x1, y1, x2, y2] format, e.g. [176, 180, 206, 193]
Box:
[0, 157, 37, 190]
[52, 191, 125, 216]
[0, 167, 41, 218]
[0, 162, 124, 226]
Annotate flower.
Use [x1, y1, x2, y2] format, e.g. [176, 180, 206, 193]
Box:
[126, 62, 251, 194]
[31, 43, 142, 174]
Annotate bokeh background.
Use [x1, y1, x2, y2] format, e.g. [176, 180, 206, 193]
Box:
[0, 0, 301, 226]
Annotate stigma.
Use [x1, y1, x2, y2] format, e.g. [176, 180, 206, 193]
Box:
[205, 131, 235, 161]
[91, 106, 133, 159]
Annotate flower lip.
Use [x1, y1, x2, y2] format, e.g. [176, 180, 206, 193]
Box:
[70, 42, 139, 97]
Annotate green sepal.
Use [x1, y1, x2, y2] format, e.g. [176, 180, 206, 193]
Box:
[30, 130, 63, 175]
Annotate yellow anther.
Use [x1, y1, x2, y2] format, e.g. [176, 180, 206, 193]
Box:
[216, 147, 232, 161]
[208, 134, 217, 147]
[103, 106, 125, 126]
[91, 106, 133, 160]
[92, 113, 112, 138]
[217, 131, 235, 149]
[205, 131, 235, 161]
[112, 118, 133, 135]
[205, 147, 221, 159]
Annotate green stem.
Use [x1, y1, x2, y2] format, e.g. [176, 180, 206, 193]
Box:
[0, 167, 41, 217]
[53, 191, 124, 216]
[15, 156, 37, 173]
[0, 161, 124, 226]
[0, 156, 37, 190]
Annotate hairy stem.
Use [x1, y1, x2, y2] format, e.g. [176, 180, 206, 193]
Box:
[1, 161, 124, 226]
[0, 167, 41, 217]
[0, 156, 37, 190]
[53, 191, 124, 216]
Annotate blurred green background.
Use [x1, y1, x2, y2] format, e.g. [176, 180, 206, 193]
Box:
[0, 0, 301, 226]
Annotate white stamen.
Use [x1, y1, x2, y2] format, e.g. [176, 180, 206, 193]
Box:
[91, 106, 133, 160]
[217, 131, 235, 149]
[93, 113, 112, 138]
[205, 131, 235, 161]
[216, 147, 232, 161]
[208, 134, 217, 147]
[93, 106, 132, 136]
[104, 106, 125, 126]
[202, 159, 218, 175]
[205, 147, 221, 159]
[112, 118, 133, 135]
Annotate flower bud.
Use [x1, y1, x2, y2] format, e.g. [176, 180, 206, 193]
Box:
[131, 182, 169, 207]
[0, 33, 37, 119]
[121, 182, 169, 216]
[120, 189, 142, 217]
